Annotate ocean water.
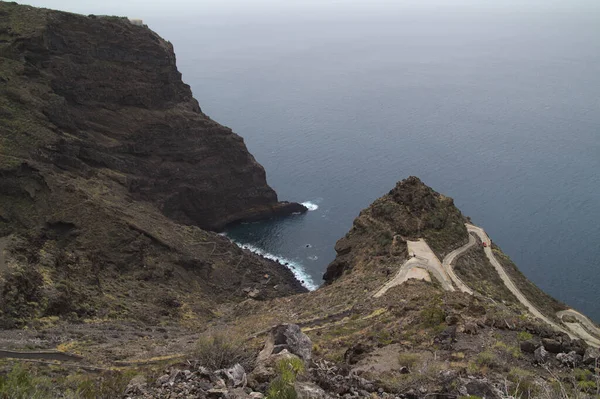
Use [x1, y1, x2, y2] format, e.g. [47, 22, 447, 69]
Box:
[24, 1, 600, 321]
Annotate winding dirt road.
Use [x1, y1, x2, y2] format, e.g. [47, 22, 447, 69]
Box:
[557, 310, 600, 346]
[374, 239, 454, 297]
[466, 224, 600, 347]
[373, 222, 600, 347]
[441, 233, 476, 294]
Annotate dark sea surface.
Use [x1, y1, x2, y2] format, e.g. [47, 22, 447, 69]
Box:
[32, 1, 598, 319]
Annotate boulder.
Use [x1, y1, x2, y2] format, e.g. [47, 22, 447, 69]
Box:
[125, 374, 148, 395]
[541, 338, 562, 354]
[556, 351, 583, 368]
[583, 347, 600, 365]
[465, 379, 501, 399]
[217, 364, 246, 388]
[344, 343, 371, 365]
[248, 349, 299, 387]
[563, 339, 587, 356]
[520, 340, 537, 354]
[227, 388, 254, 399]
[463, 322, 479, 335]
[534, 346, 550, 364]
[295, 382, 331, 399]
[257, 324, 312, 363]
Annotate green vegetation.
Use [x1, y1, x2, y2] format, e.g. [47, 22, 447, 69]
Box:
[0, 364, 53, 399]
[266, 358, 305, 399]
[494, 341, 521, 359]
[195, 333, 254, 371]
[397, 353, 419, 369]
[507, 367, 539, 398]
[474, 351, 498, 369]
[0, 363, 135, 398]
[517, 331, 533, 341]
[420, 297, 446, 327]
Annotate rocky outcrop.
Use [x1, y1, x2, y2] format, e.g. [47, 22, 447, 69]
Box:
[324, 176, 467, 283]
[256, 324, 313, 363]
[0, 2, 305, 231]
[0, 2, 306, 327]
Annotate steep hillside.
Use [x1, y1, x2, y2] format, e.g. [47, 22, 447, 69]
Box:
[0, 2, 306, 328]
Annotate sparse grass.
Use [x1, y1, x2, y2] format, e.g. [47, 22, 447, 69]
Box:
[508, 367, 539, 398]
[420, 298, 446, 328]
[494, 340, 521, 359]
[0, 363, 135, 399]
[0, 364, 54, 399]
[397, 353, 419, 369]
[517, 331, 533, 341]
[475, 351, 498, 369]
[195, 333, 255, 371]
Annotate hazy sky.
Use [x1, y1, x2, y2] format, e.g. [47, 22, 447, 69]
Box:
[15, 0, 600, 20]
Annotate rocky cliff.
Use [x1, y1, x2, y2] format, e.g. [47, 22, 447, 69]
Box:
[0, 2, 305, 231]
[0, 2, 306, 328]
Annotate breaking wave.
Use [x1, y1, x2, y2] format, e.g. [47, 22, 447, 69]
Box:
[231, 242, 318, 291]
[301, 201, 319, 211]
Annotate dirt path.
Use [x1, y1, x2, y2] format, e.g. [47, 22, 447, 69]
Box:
[441, 233, 476, 294]
[0, 350, 83, 362]
[466, 225, 570, 334]
[465, 224, 600, 347]
[557, 310, 600, 346]
[374, 239, 454, 297]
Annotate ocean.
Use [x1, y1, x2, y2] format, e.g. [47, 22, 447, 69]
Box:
[25, 1, 600, 321]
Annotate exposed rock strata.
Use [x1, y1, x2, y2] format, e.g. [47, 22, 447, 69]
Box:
[0, 2, 306, 327]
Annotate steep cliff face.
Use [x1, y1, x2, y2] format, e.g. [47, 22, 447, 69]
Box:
[0, 2, 306, 327]
[0, 2, 305, 231]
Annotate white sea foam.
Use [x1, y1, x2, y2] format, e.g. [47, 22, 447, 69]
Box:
[231, 241, 318, 291]
[301, 201, 319, 211]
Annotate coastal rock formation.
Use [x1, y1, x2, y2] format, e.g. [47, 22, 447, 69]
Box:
[0, 2, 306, 327]
[323, 176, 468, 284]
[0, 2, 305, 231]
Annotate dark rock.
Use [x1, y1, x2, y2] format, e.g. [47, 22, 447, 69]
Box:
[564, 339, 588, 356]
[445, 314, 462, 326]
[520, 340, 537, 354]
[207, 388, 229, 398]
[257, 324, 312, 363]
[541, 338, 562, 354]
[344, 343, 371, 365]
[465, 380, 500, 399]
[463, 322, 479, 335]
